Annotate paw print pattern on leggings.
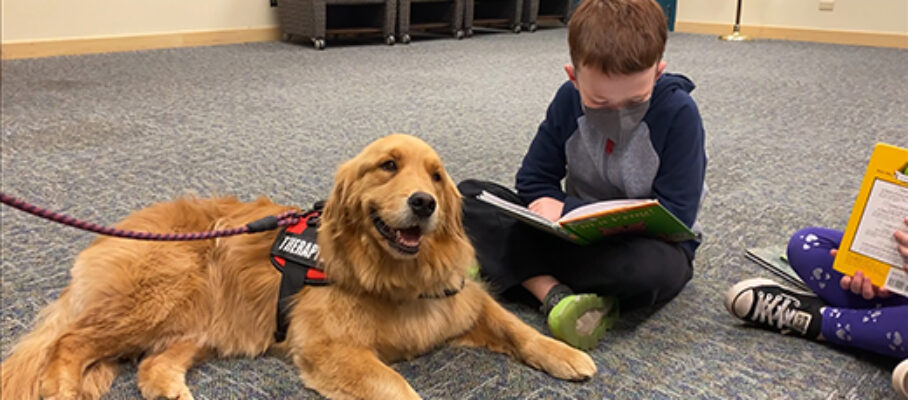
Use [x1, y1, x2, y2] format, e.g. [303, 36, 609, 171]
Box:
[887, 331, 905, 352]
[862, 310, 882, 324]
[835, 322, 853, 341]
[801, 233, 821, 251]
[799, 233, 833, 289]
[811, 267, 832, 289]
[826, 308, 854, 342]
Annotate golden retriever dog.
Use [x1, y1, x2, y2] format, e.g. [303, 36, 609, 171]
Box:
[1, 133, 596, 400]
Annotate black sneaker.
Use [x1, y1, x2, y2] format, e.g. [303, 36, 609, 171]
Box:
[724, 278, 824, 339]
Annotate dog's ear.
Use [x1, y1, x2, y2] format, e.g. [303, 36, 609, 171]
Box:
[437, 169, 466, 238]
[322, 159, 357, 226]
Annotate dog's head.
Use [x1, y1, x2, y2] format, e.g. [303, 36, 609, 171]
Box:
[319, 134, 473, 297]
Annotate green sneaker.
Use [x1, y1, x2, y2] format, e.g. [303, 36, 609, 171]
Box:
[547, 294, 619, 350]
[466, 263, 481, 281]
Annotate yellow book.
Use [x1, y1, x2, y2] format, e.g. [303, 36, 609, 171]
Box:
[832, 143, 908, 297]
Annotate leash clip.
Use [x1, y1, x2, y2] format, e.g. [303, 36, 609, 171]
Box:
[246, 215, 281, 233]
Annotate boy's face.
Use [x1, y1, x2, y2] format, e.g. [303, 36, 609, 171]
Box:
[565, 61, 667, 110]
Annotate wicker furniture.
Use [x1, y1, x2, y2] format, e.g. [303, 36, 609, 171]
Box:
[398, 0, 466, 43]
[521, 0, 574, 32]
[464, 0, 523, 35]
[279, 0, 397, 49]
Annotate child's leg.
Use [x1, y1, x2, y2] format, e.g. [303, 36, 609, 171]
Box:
[458, 179, 557, 295]
[556, 235, 694, 311]
[726, 279, 908, 358]
[821, 305, 908, 358]
[537, 236, 691, 349]
[787, 227, 908, 308]
[460, 180, 614, 349]
[460, 179, 694, 308]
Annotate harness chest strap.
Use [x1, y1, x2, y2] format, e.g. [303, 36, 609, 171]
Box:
[270, 209, 328, 342]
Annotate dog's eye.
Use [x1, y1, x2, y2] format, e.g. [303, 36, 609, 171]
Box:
[432, 172, 442, 182]
[380, 160, 397, 172]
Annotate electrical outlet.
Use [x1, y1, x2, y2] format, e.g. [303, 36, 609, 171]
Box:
[819, 0, 834, 11]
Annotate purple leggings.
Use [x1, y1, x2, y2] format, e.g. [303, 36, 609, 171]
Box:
[788, 227, 908, 358]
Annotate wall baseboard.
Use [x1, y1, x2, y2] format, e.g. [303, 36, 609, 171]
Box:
[675, 21, 908, 49]
[2, 22, 905, 59]
[1, 27, 281, 60]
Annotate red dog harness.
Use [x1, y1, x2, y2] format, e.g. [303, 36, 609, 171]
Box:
[270, 202, 328, 342]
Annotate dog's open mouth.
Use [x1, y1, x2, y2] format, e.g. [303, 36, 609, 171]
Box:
[371, 211, 421, 255]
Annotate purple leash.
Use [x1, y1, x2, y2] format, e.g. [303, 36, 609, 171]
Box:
[0, 192, 302, 241]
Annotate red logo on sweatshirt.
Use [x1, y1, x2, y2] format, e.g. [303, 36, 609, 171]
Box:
[605, 139, 615, 155]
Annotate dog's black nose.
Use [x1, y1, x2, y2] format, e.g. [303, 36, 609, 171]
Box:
[408, 192, 436, 218]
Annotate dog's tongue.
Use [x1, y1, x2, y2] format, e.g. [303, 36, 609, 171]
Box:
[395, 227, 421, 247]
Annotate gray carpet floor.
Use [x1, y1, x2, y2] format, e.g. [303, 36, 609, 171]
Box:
[2, 28, 907, 399]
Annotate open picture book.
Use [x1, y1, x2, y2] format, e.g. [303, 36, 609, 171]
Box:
[832, 142, 908, 297]
[476, 190, 696, 245]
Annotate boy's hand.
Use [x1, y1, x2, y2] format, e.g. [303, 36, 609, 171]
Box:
[528, 197, 564, 222]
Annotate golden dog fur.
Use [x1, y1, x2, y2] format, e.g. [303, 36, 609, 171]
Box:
[1, 134, 596, 400]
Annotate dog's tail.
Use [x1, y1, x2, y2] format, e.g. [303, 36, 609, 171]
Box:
[1, 290, 73, 400]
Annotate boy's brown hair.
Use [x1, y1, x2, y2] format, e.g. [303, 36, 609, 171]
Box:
[568, 0, 667, 75]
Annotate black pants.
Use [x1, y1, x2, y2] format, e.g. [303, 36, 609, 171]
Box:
[459, 179, 694, 311]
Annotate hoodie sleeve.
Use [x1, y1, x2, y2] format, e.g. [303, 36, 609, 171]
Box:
[515, 82, 589, 212]
[652, 93, 706, 229]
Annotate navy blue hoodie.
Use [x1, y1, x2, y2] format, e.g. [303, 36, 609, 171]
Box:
[515, 73, 706, 255]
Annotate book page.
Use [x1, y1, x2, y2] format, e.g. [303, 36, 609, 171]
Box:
[850, 178, 908, 268]
[475, 191, 582, 243]
[476, 191, 558, 229]
[560, 198, 655, 222]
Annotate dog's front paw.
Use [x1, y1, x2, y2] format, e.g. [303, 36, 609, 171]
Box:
[39, 384, 80, 400]
[139, 384, 194, 400]
[523, 336, 597, 381]
[40, 366, 80, 400]
[138, 375, 194, 400]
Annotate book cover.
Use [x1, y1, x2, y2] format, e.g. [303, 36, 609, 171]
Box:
[745, 245, 809, 291]
[476, 191, 695, 245]
[832, 143, 908, 297]
[560, 200, 697, 243]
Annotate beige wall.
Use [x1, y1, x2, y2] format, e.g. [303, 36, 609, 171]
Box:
[677, 0, 908, 34]
[1, 0, 279, 42]
[2, 0, 905, 42]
